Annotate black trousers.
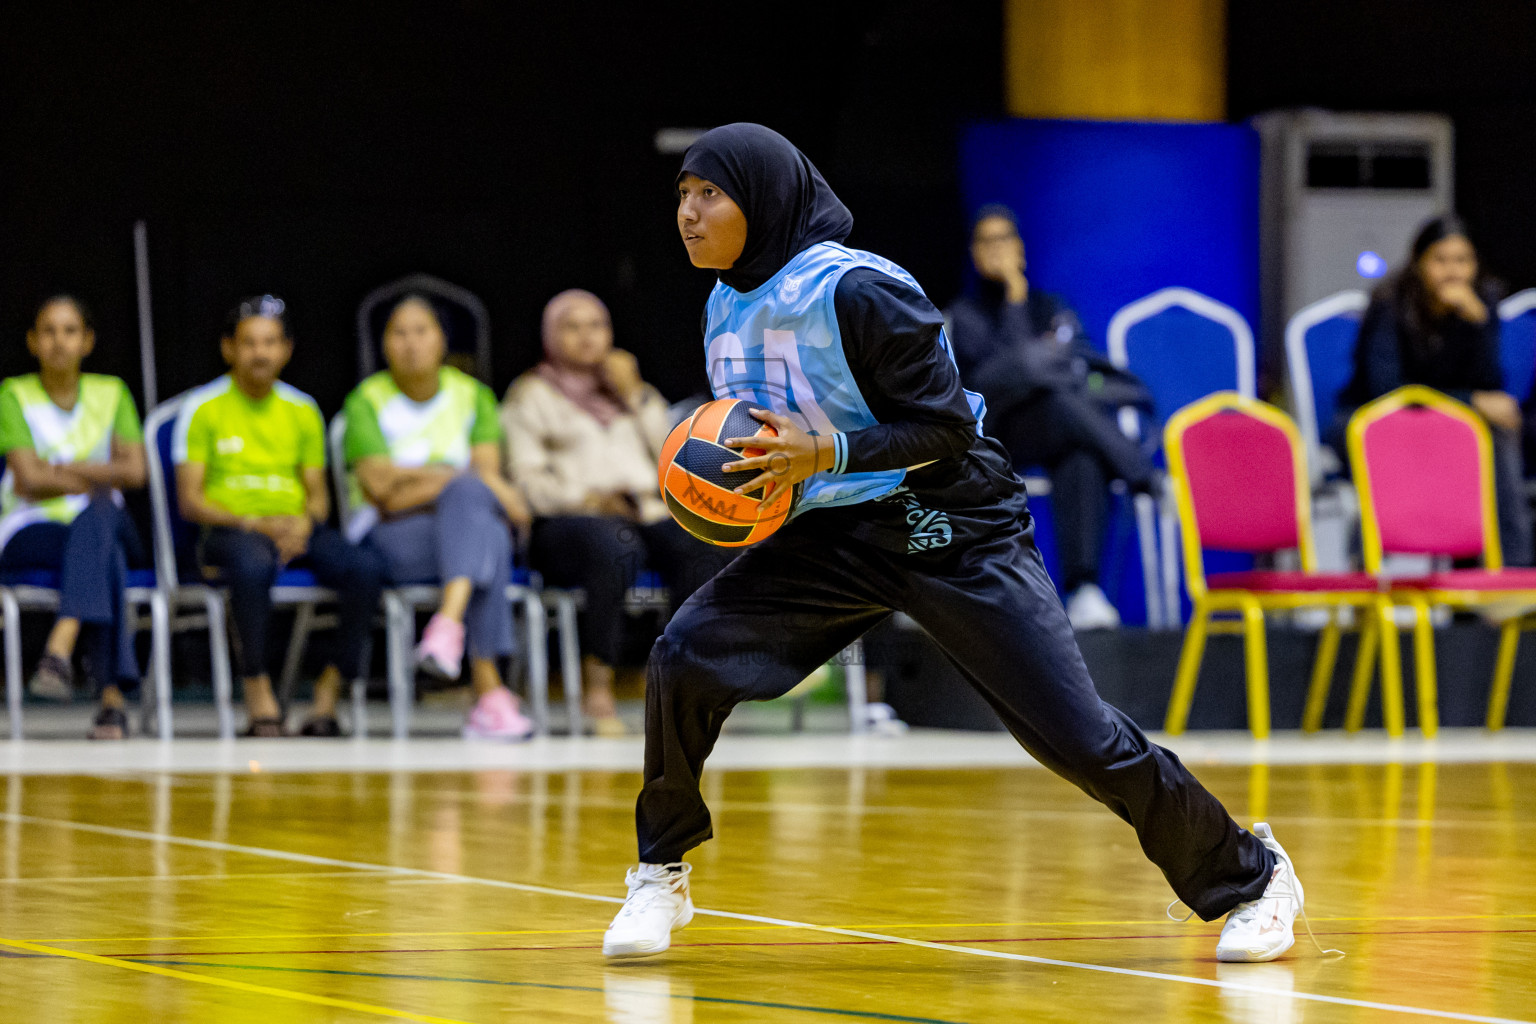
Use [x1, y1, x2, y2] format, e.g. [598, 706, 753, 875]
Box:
[528, 516, 736, 667]
[635, 515, 1274, 921]
[992, 390, 1153, 592]
[201, 524, 385, 680]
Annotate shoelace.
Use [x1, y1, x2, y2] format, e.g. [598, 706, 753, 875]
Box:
[1166, 888, 1345, 958]
[619, 864, 689, 918]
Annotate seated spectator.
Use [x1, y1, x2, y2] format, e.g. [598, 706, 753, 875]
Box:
[173, 296, 386, 737]
[344, 295, 535, 740]
[0, 296, 147, 739]
[945, 205, 1154, 630]
[501, 289, 735, 735]
[1333, 215, 1530, 566]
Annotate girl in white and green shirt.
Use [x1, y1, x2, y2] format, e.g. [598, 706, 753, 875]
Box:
[0, 296, 146, 739]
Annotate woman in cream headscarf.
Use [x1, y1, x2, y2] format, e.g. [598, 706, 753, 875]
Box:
[500, 290, 733, 736]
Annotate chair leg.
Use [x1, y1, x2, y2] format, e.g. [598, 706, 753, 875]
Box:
[1376, 597, 1408, 737]
[1301, 609, 1343, 733]
[381, 593, 412, 741]
[1344, 608, 1380, 732]
[519, 591, 550, 735]
[1133, 492, 1164, 629]
[151, 592, 174, 740]
[3, 590, 22, 742]
[276, 602, 315, 713]
[1165, 598, 1210, 734]
[204, 592, 237, 740]
[1409, 595, 1441, 738]
[1158, 491, 1182, 628]
[351, 677, 368, 739]
[1239, 596, 1271, 739]
[1488, 618, 1521, 732]
[843, 639, 869, 735]
[553, 593, 583, 736]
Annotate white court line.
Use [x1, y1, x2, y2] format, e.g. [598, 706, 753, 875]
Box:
[0, 870, 397, 885]
[1, 811, 1528, 1024]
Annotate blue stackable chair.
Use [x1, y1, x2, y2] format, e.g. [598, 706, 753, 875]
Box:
[0, 457, 171, 739]
[1285, 290, 1370, 483]
[145, 393, 340, 740]
[1106, 287, 1258, 628]
[1499, 289, 1536, 405]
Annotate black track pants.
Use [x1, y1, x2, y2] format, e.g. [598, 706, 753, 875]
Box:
[634, 517, 1274, 921]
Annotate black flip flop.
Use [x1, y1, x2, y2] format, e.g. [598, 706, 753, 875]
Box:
[242, 717, 287, 738]
[88, 706, 129, 740]
[299, 715, 341, 737]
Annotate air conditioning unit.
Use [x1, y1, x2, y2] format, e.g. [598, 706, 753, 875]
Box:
[1254, 109, 1454, 367]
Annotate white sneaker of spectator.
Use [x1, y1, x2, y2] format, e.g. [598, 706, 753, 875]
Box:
[1067, 584, 1121, 631]
[863, 702, 909, 736]
[462, 687, 534, 741]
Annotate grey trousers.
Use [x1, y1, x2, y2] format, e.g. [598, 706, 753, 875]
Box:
[365, 474, 515, 659]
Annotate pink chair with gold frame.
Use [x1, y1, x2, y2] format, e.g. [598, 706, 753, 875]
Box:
[1164, 393, 1393, 738]
[1348, 385, 1536, 736]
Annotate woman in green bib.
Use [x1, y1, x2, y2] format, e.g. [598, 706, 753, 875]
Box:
[344, 295, 537, 739]
[0, 296, 147, 739]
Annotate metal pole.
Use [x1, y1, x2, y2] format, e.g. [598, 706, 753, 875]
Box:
[133, 220, 159, 410]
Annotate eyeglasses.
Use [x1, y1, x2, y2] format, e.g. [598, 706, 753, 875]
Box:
[237, 295, 287, 320]
[973, 231, 1019, 246]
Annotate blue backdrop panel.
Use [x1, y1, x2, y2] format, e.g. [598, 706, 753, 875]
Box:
[960, 119, 1261, 625]
[958, 118, 1261, 350]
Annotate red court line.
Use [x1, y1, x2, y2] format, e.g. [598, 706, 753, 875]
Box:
[99, 927, 1536, 959]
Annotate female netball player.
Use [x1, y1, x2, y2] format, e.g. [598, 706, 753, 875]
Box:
[602, 123, 1303, 964]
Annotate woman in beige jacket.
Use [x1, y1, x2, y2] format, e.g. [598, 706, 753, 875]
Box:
[501, 290, 734, 735]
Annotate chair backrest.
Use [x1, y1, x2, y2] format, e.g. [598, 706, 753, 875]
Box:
[143, 392, 200, 589]
[1499, 289, 1536, 404]
[357, 274, 492, 382]
[1164, 393, 1312, 597]
[1284, 290, 1368, 478]
[1107, 287, 1256, 440]
[1347, 385, 1498, 571]
[327, 412, 354, 534]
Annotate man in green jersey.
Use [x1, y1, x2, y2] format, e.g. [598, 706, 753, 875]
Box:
[173, 296, 385, 737]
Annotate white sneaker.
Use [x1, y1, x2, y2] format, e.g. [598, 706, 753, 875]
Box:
[1216, 822, 1302, 962]
[1067, 584, 1121, 631]
[602, 862, 694, 958]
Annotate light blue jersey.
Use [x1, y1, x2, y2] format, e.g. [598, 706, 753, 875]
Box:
[703, 241, 983, 517]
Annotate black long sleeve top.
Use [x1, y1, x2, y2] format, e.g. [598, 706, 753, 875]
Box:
[1338, 293, 1504, 411]
[810, 268, 1032, 552]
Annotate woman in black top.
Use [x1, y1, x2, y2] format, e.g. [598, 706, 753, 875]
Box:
[1334, 215, 1529, 565]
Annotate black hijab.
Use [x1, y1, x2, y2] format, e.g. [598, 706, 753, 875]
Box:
[678, 123, 854, 293]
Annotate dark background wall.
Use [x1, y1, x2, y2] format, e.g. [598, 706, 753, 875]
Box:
[2, 1, 1532, 418]
[1227, 0, 1536, 296]
[0, 0, 1002, 413]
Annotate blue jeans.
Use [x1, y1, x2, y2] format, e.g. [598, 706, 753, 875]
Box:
[0, 496, 146, 693]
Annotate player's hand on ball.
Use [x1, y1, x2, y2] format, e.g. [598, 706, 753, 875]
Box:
[723, 408, 834, 509]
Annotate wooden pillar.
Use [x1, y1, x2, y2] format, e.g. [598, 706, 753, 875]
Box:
[1004, 0, 1226, 121]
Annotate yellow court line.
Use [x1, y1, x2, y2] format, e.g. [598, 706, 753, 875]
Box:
[39, 911, 1536, 945]
[0, 936, 481, 1024]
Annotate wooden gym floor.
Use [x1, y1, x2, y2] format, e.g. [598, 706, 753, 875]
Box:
[1, 755, 1533, 1022]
